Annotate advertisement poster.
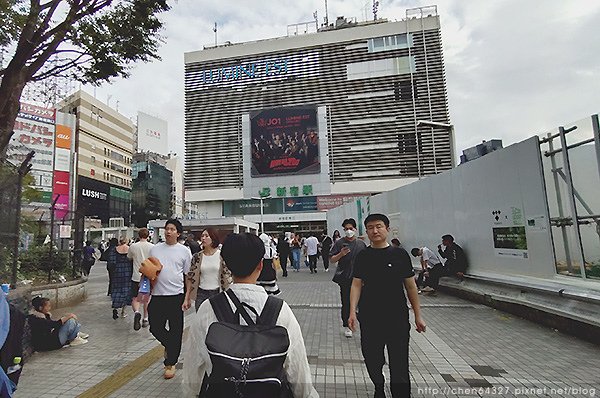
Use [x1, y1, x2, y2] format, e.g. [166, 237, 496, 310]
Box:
[137, 112, 169, 156]
[250, 106, 319, 176]
[284, 196, 318, 212]
[53, 124, 72, 219]
[493, 226, 528, 258]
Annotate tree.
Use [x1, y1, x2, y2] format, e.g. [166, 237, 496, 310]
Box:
[0, 0, 170, 156]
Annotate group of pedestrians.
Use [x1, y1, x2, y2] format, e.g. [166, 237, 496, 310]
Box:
[28, 213, 468, 398]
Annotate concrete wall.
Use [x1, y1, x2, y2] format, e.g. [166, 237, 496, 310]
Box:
[29, 279, 87, 309]
[327, 137, 575, 282]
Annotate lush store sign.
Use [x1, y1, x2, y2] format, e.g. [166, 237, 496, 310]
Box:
[199, 59, 289, 84]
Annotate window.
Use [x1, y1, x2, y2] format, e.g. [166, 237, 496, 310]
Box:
[368, 34, 412, 53]
[91, 156, 96, 164]
[347, 56, 415, 81]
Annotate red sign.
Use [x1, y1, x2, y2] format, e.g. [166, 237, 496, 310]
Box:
[53, 170, 70, 219]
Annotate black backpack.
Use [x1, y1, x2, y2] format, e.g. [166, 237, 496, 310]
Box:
[202, 289, 293, 398]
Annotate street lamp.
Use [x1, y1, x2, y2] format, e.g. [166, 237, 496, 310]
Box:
[416, 120, 456, 168]
[251, 195, 271, 234]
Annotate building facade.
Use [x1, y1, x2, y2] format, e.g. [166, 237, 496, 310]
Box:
[131, 152, 173, 227]
[57, 90, 135, 226]
[184, 9, 452, 233]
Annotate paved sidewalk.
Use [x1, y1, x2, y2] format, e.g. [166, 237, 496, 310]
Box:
[16, 261, 600, 397]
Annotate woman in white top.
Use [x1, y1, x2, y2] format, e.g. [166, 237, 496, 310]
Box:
[184, 228, 232, 311]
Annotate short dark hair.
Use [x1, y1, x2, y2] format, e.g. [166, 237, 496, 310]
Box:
[221, 233, 265, 277]
[203, 228, 220, 249]
[391, 238, 401, 246]
[165, 218, 183, 234]
[31, 296, 49, 311]
[410, 248, 421, 257]
[138, 228, 149, 239]
[364, 213, 390, 228]
[342, 218, 357, 228]
[442, 234, 454, 242]
[85, 240, 91, 246]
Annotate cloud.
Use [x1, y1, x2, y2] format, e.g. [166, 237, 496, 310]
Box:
[88, 0, 600, 165]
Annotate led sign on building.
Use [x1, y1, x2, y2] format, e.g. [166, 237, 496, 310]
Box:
[200, 59, 289, 84]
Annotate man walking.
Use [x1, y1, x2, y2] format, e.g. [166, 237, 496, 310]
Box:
[320, 230, 333, 272]
[148, 219, 192, 379]
[127, 228, 154, 330]
[349, 214, 426, 398]
[330, 218, 366, 338]
[184, 234, 201, 255]
[304, 232, 319, 274]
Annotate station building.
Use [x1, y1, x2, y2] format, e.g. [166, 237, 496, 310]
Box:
[184, 7, 453, 233]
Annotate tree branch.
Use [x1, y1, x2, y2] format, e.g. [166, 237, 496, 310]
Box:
[30, 52, 91, 81]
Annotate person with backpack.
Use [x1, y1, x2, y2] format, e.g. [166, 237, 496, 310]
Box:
[182, 233, 318, 398]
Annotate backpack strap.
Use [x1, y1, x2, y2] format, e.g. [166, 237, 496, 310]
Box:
[225, 289, 256, 326]
[209, 292, 236, 324]
[257, 296, 284, 326]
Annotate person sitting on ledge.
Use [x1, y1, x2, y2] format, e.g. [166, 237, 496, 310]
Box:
[28, 297, 89, 351]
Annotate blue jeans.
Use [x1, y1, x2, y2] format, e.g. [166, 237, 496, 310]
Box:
[291, 249, 301, 271]
[58, 319, 80, 345]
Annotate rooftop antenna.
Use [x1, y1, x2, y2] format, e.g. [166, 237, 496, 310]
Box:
[324, 0, 329, 26]
[373, 0, 379, 20]
[213, 22, 217, 46]
[313, 10, 318, 30]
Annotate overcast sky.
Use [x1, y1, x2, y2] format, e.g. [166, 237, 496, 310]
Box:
[89, 0, 600, 164]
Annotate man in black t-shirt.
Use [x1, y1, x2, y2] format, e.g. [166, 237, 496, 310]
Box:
[349, 214, 426, 398]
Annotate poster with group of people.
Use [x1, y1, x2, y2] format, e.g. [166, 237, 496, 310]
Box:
[250, 106, 320, 176]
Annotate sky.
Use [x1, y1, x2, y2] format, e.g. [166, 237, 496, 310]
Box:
[88, 0, 600, 165]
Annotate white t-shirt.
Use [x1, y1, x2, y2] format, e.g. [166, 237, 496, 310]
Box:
[304, 236, 319, 256]
[127, 240, 154, 282]
[421, 246, 442, 269]
[149, 242, 192, 296]
[199, 250, 221, 291]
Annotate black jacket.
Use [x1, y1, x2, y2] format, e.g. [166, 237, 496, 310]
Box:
[438, 243, 468, 274]
[27, 312, 63, 352]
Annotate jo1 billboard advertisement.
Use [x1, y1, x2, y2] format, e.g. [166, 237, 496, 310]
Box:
[137, 112, 169, 156]
[250, 106, 320, 177]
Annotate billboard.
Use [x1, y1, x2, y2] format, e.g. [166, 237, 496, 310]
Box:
[250, 106, 319, 177]
[52, 122, 73, 219]
[137, 112, 169, 156]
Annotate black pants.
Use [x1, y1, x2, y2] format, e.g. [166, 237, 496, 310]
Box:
[280, 251, 289, 276]
[321, 249, 330, 270]
[417, 264, 445, 290]
[148, 294, 184, 366]
[107, 265, 115, 295]
[338, 279, 352, 327]
[360, 318, 411, 397]
[308, 254, 318, 272]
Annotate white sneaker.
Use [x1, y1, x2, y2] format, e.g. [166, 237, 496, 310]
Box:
[78, 332, 89, 339]
[69, 336, 88, 346]
[344, 327, 353, 338]
[422, 286, 435, 292]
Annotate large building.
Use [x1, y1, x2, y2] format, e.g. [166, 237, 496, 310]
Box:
[131, 152, 173, 227]
[184, 7, 452, 233]
[57, 90, 135, 226]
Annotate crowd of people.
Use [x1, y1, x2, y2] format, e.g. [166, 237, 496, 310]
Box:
[26, 216, 468, 398]
[251, 129, 319, 174]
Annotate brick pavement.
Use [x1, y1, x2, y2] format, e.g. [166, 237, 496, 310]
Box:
[16, 260, 600, 398]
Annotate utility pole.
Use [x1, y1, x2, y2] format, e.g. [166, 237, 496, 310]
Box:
[48, 194, 60, 283]
[11, 151, 34, 288]
[213, 22, 218, 46]
[324, 0, 329, 26]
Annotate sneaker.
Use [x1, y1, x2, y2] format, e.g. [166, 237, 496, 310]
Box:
[112, 309, 118, 320]
[69, 336, 88, 346]
[120, 308, 128, 318]
[78, 332, 89, 339]
[344, 327, 353, 338]
[164, 365, 175, 379]
[142, 319, 149, 328]
[325, 268, 329, 272]
[134, 312, 142, 331]
[422, 286, 434, 292]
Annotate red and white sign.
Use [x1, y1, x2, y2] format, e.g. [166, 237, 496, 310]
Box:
[52, 122, 73, 219]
